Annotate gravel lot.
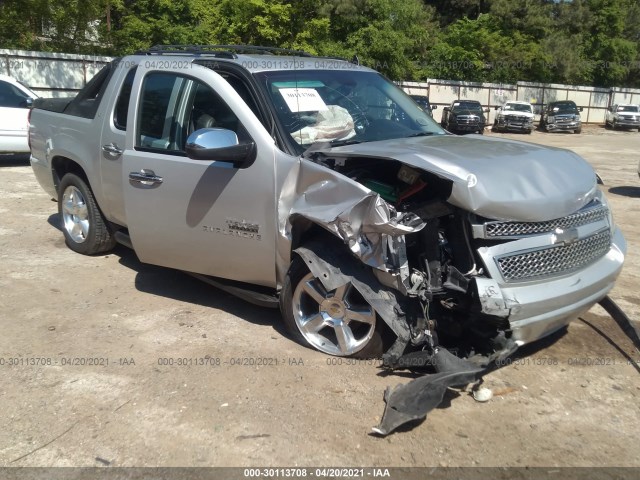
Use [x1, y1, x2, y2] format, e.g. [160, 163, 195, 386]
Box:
[0, 126, 638, 470]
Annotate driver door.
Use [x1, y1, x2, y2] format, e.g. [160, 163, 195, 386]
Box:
[122, 65, 278, 287]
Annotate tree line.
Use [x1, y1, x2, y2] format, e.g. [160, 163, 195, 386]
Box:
[1, 0, 639, 87]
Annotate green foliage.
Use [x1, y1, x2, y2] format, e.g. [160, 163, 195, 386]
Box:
[0, 0, 639, 87]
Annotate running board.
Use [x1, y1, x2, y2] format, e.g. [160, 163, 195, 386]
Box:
[113, 231, 278, 309]
[114, 230, 133, 249]
[188, 273, 279, 309]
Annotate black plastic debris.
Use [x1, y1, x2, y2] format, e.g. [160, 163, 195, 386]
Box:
[373, 348, 483, 436]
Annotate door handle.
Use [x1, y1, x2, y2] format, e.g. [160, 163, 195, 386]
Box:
[129, 169, 163, 186]
[102, 143, 123, 156]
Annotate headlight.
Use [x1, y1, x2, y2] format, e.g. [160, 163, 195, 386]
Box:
[547, 115, 555, 123]
[596, 189, 615, 231]
[575, 115, 581, 121]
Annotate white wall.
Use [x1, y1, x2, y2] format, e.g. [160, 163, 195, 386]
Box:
[0, 49, 112, 98]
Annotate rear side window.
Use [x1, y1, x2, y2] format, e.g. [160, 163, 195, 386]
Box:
[114, 67, 137, 130]
[65, 63, 114, 119]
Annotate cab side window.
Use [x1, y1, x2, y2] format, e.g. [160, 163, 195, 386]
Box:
[136, 72, 249, 153]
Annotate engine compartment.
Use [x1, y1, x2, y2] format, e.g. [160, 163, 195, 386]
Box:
[309, 153, 513, 358]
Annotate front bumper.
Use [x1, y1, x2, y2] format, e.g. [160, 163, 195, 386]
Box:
[477, 226, 626, 345]
[613, 119, 640, 128]
[451, 124, 483, 132]
[496, 121, 533, 132]
[547, 121, 581, 131]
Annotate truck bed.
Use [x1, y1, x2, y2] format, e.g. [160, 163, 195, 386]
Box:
[32, 97, 73, 114]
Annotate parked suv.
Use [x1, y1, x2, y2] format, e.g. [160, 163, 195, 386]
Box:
[441, 100, 487, 134]
[29, 46, 625, 366]
[492, 101, 534, 134]
[539, 100, 582, 133]
[605, 104, 640, 131]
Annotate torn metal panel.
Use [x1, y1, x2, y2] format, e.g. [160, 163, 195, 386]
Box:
[278, 158, 425, 278]
[294, 243, 412, 360]
[318, 135, 598, 222]
[475, 277, 510, 317]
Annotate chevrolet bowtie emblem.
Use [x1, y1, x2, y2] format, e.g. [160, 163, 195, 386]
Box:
[552, 227, 579, 246]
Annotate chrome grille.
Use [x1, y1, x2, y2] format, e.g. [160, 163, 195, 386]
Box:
[496, 229, 611, 282]
[556, 116, 574, 124]
[484, 204, 608, 239]
[458, 116, 479, 125]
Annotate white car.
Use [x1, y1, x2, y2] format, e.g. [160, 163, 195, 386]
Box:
[492, 100, 535, 133]
[605, 104, 640, 131]
[0, 74, 38, 154]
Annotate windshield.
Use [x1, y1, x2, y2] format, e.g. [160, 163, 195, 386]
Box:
[617, 105, 639, 112]
[551, 103, 578, 115]
[452, 102, 482, 113]
[504, 103, 532, 113]
[254, 69, 445, 152]
[411, 96, 431, 111]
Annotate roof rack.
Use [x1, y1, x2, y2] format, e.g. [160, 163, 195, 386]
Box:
[136, 45, 315, 58]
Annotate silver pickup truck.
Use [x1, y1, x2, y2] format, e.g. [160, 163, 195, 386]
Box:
[30, 45, 626, 365]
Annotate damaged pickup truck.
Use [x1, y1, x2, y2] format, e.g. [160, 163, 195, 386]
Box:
[30, 46, 626, 430]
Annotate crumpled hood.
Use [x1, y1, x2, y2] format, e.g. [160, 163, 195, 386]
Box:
[320, 134, 598, 222]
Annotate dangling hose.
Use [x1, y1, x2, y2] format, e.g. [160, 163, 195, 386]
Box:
[598, 295, 640, 353]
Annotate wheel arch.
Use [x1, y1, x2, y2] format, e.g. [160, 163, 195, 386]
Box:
[51, 156, 90, 194]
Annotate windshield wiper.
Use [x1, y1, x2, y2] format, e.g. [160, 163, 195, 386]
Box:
[406, 132, 438, 138]
[329, 138, 364, 147]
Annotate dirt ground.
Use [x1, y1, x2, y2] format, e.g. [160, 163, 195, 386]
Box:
[0, 125, 639, 470]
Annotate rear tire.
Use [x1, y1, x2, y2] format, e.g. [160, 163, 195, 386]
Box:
[58, 173, 116, 255]
[280, 255, 385, 358]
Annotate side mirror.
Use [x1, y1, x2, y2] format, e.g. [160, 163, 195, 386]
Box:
[494, 106, 500, 111]
[20, 97, 34, 109]
[579, 107, 584, 112]
[185, 128, 256, 168]
[431, 105, 437, 110]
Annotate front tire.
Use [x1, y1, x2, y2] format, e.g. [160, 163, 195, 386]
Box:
[280, 255, 384, 358]
[58, 173, 116, 255]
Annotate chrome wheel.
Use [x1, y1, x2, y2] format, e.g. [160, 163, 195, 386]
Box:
[292, 273, 376, 356]
[61, 185, 89, 244]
